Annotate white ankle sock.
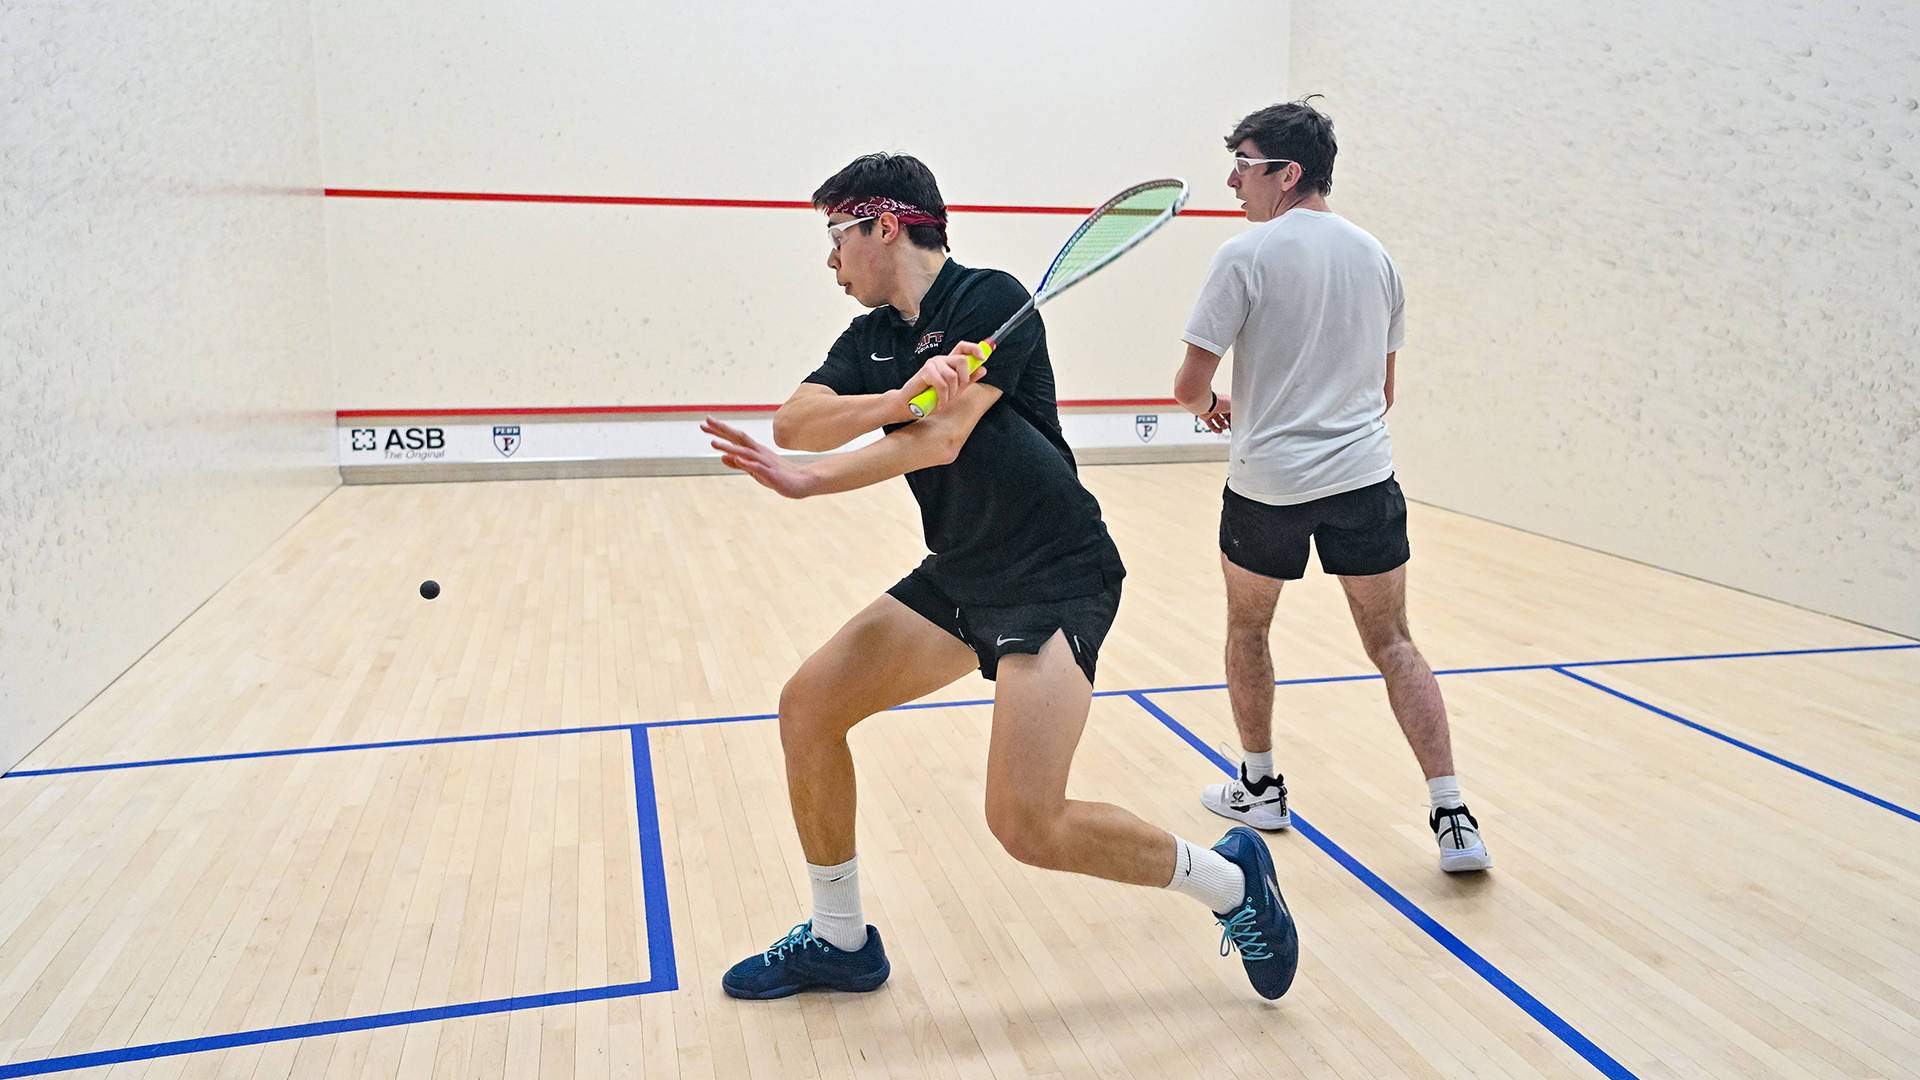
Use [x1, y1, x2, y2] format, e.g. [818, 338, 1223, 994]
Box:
[1427, 775, 1464, 810]
[1164, 836, 1248, 914]
[807, 856, 868, 951]
[1243, 749, 1276, 782]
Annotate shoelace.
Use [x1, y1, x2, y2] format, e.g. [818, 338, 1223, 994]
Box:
[1211, 741, 1239, 776]
[1216, 904, 1274, 961]
[762, 922, 824, 966]
[1212, 742, 1283, 804]
[1210, 741, 1253, 801]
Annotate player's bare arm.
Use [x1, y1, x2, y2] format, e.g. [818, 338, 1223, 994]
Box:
[771, 351, 984, 452]
[706, 370, 998, 499]
[1175, 341, 1231, 432]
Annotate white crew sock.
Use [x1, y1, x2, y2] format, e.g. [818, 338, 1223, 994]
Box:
[807, 856, 868, 951]
[1243, 749, 1276, 783]
[1164, 836, 1248, 914]
[1427, 775, 1465, 810]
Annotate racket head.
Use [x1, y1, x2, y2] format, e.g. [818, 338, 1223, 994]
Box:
[908, 179, 1187, 419]
[1032, 178, 1189, 301]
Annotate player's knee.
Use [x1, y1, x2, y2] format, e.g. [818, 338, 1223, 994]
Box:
[1226, 612, 1274, 642]
[777, 675, 844, 747]
[1225, 623, 1273, 663]
[985, 800, 1064, 868]
[1361, 629, 1417, 669]
[1228, 622, 1274, 645]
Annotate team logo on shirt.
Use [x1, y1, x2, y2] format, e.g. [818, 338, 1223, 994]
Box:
[914, 330, 945, 355]
[1135, 414, 1159, 443]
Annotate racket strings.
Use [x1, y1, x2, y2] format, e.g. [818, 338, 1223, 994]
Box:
[1039, 182, 1187, 291]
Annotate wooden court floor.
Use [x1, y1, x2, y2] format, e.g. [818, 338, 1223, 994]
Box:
[2, 462, 1915, 1079]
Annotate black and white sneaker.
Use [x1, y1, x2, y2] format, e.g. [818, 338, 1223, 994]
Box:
[1431, 804, 1492, 872]
[1202, 761, 1291, 831]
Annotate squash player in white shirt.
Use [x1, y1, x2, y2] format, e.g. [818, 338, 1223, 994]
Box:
[1174, 99, 1492, 873]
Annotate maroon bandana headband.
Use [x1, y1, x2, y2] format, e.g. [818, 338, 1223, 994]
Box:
[827, 196, 949, 249]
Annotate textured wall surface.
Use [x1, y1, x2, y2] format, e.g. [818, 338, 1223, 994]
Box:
[314, 0, 1284, 408]
[1291, 0, 1918, 635]
[1, 1, 338, 770]
[321, 202, 1249, 407]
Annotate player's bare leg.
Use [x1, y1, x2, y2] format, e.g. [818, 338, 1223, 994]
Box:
[986, 630, 1299, 998]
[780, 594, 979, 864]
[1340, 567, 1490, 872]
[722, 594, 975, 998]
[984, 631, 1174, 885]
[1202, 555, 1292, 830]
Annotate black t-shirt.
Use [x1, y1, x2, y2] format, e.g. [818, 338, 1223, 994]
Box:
[803, 259, 1126, 605]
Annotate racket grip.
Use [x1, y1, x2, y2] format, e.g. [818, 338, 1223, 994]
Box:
[906, 340, 994, 418]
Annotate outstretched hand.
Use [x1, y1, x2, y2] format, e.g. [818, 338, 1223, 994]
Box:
[702, 417, 819, 499]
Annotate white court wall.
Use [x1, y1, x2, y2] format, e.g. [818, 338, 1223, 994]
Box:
[1, 2, 338, 770]
[1290, 1, 1919, 636]
[314, 0, 1286, 409]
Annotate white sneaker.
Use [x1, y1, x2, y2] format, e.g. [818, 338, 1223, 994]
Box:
[1431, 804, 1492, 872]
[1202, 762, 1291, 831]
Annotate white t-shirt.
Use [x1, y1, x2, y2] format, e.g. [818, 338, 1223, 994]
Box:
[1182, 209, 1405, 506]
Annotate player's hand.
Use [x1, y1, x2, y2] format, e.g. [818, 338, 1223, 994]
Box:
[899, 346, 987, 417]
[702, 417, 820, 499]
[1199, 392, 1231, 433]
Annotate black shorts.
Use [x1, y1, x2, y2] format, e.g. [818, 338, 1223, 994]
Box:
[886, 570, 1121, 686]
[1219, 476, 1411, 580]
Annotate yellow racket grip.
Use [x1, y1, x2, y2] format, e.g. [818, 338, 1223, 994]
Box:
[906, 341, 994, 418]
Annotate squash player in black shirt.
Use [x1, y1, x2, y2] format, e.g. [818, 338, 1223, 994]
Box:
[702, 153, 1297, 1002]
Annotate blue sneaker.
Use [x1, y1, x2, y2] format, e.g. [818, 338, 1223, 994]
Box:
[1211, 826, 1299, 999]
[721, 922, 891, 999]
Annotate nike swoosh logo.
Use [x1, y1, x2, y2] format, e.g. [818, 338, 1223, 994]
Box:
[870, 353, 893, 362]
[995, 635, 1023, 648]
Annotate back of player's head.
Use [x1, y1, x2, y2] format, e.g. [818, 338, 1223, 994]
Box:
[1227, 97, 1337, 196]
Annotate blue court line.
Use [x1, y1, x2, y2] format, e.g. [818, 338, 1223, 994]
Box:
[1125, 690, 1639, 1080]
[1, 643, 1907, 1074]
[641, 711, 777, 731]
[2, 723, 638, 779]
[1103, 673, 1382, 697]
[1554, 667, 1920, 824]
[0, 978, 672, 1078]
[1114, 641, 1919, 698]
[580, 642, 1920, 727]
[0, 729, 680, 1078]
[6, 642, 1911, 781]
[1561, 642, 1917, 668]
[629, 728, 680, 990]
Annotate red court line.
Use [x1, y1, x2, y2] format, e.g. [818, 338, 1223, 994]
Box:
[339, 405, 779, 418]
[325, 190, 811, 209]
[337, 399, 1178, 420]
[322, 188, 1245, 218]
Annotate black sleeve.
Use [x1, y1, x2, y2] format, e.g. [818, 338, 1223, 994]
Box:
[949, 271, 1042, 397]
[801, 321, 869, 395]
